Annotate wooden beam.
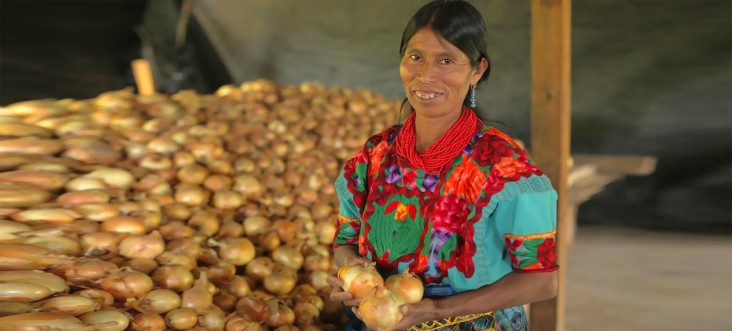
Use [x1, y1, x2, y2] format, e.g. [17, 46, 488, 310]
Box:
[529, 0, 571, 330]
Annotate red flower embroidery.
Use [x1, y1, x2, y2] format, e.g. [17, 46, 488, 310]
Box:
[443, 155, 486, 205]
[537, 238, 557, 268]
[368, 141, 388, 178]
[505, 238, 524, 268]
[431, 195, 469, 233]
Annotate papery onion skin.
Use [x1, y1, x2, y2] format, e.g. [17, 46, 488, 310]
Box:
[151, 265, 194, 292]
[165, 308, 198, 330]
[119, 231, 165, 260]
[0, 270, 69, 294]
[100, 270, 154, 300]
[0, 312, 94, 331]
[131, 312, 166, 331]
[132, 289, 181, 314]
[36, 295, 97, 316]
[358, 286, 403, 330]
[0, 281, 52, 303]
[337, 263, 385, 299]
[79, 309, 130, 331]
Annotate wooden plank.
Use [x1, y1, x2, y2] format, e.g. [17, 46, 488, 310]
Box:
[529, 0, 571, 330]
[572, 154, 658, 176]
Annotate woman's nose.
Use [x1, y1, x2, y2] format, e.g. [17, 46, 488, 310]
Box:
[416, 61, 438, 83]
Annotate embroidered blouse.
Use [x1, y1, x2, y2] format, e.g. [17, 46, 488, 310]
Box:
[333, 122, 558, 294]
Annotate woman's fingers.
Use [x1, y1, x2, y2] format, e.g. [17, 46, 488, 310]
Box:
[326, 274, 343, 287]
[345, 256, 372, 265]
[330, 290, 360, 307]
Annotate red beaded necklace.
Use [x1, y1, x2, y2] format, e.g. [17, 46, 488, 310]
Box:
[395, 107, 480, 172]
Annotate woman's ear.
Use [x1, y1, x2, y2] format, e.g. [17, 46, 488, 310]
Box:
[472, 57, 490, 85]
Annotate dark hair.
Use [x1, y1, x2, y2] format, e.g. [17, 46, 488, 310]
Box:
[398, 0, 492, 122]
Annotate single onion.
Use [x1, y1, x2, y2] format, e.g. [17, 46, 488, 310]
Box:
[197, 305, 226, 331]
[227, 276, 251, 298]
[188, 210, 220, 237]
[174, 184, 210, 206]
[180, 272, 213, 311]
[100, 216, 147, 235]
[162, 203, 192, 221]
[245, 257, 274, 281]
[127, 258, 159, 275]
[308, 270, 330, 291]
[213, 190, 244, 210]
[176, 163, 209, 184]
[213, 292, 238, 312]
[385, 269, 424, 304]
[225, 314, 263, 331]
[293, 302, 320, 327]
[257, 230, 281, 251]
[80, 309, 130, 331]
[264, 299, 295, 327]
[130, 289, 181, 314]
[358, 286, 403, 330]
[75, 289, 115, 309]
[208, 238, 255, 266]
[0, 281, 52, 302]
[203, 174, 232, 192]
[158, 221, 195, 240]
[242, 215, 270, 237]
[152, 265, 194, 292]
[0, 312, 92, 330]
[155, 252, 197, 271]
[235, 296, 268, 323]
[0, 270, 69, 294]
[272, 245, 304, 271]
[165, 308, 198, 330]
[119, 231, 165, 260]
[263, 268, 297, 295]
[0, 302, 33, 317]
[80, 232, 121, 256]
[100, 270, 154, 300]
[36, 295, 97, 316]
[131, 313, 166, 331]
[216, 220, 244, 238]
[337, 263, 384, 299]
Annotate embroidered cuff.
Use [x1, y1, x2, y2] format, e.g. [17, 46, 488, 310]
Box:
[504, 230, 558, 273]
[332, 214, 361, 248]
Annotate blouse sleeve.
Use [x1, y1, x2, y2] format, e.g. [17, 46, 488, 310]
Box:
[332, 148, 369, 248]
[491, 175, 559, 273]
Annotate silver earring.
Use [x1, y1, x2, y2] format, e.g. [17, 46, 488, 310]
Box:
[469, 85, 477, 108]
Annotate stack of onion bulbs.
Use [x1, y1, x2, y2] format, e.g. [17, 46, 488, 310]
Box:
[0, 80, 400, 330]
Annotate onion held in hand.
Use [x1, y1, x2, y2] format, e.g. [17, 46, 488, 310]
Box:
[358, 286, 403, 330]
[385, 269, 424, 304]
[337, 263, 384, 299]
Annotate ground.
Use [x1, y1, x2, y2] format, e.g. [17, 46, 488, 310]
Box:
[566, 226, 732, 331]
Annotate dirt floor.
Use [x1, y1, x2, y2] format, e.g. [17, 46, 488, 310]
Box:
[565, 226, 732, 331]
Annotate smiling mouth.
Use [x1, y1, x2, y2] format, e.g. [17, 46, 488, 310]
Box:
[414, 91, 443, 101]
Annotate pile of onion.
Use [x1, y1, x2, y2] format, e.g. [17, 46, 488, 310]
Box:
[0, 80, 400, 329]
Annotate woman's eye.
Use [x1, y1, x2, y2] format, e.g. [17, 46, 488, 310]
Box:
[409, 54, 421, 61]
[440, 58, 453, 64]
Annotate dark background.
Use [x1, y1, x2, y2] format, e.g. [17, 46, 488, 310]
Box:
[1, 0, 729, 233]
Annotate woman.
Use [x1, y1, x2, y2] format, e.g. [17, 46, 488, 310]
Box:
[329, 1, 558, 330]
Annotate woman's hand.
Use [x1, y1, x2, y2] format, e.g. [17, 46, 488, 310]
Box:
[389, 298, 439, 330]
[351, 298, 439, 331]
[327, 255, 372, 307]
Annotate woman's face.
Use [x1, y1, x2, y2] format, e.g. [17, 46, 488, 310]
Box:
[400, 27, 486, 119]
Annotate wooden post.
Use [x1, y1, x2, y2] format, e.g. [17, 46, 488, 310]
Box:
[529, 0, 571, 330]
